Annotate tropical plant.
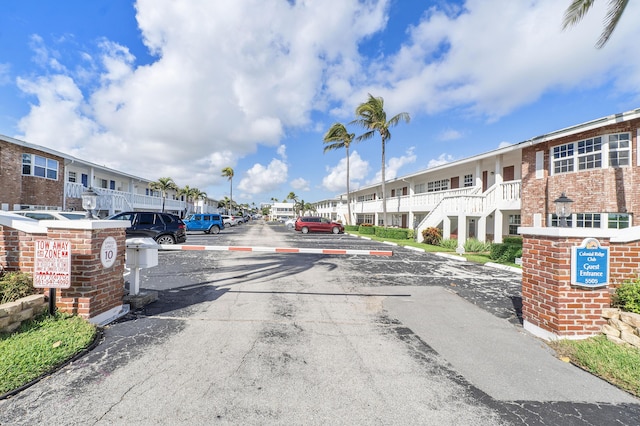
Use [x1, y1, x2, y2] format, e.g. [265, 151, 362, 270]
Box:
[221, 167, 234, 210]
[178, 185, 205, 215]
[422, 227, 442, 245]
[286, 192, 299, 214]
[351, 94, 410, 227]
[439, 238, 459, 250]
[323, 122, 355, 225]
[149, 177, 178, 212]
[612, 277, 640, 314]
[562, 0, 628, 48]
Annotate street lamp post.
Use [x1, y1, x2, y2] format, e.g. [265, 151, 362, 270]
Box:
[554, 192, 573, 228]
[81, 187, 98, 219]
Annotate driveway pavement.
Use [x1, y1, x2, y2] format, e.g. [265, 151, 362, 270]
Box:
[1, 221, 639, 425]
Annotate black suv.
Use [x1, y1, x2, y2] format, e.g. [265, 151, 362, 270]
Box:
[108, 211, 187, 244]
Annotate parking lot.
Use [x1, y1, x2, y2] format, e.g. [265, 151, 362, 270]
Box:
[2, 219, 638, 425]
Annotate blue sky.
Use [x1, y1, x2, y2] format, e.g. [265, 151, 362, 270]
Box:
[1, 0, 639, 206]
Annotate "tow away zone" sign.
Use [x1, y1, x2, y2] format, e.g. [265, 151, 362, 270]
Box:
[34, 239, 71, 289]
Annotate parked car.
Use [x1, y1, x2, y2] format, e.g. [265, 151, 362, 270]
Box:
[294, 216, 344, 234]
[11, 210, 87, 220]
[184, 213, 225, 234]
[221, 214, 240, 226]
[108, 211, 187, 244]
[284, 218, 296, 229]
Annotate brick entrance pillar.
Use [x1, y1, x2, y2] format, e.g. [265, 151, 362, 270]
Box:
[0, 219, 130, 325]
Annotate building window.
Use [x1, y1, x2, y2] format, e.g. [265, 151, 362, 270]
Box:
[508, 214, 521, 235]
[68, 171, 77, 183]
[427, 179, 449, 192]
[577, 137, 602, 170]
[550, 214, 573, 227]
[608, 133, 630, 167]
[414, 183, 426, 194]
[576, 213, 601, 228]
[22, 153, 58, 180]
[608, 213, 630, 229]
[552, 143, 574, 174]
[357, 193, 376, 202]
[463, 174, 473, 187]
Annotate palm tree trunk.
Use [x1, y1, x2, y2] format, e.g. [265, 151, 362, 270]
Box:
[381, 138, 387, 227]
[346, 147, 351, 225]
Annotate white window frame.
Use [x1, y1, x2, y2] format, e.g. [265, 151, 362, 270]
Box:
[463, 174, 473, 187]
[551, 132, 631, 175]
[427, 179, 449, 192]
[22, 153, 59, 180]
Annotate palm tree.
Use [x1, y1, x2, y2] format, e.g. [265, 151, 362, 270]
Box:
[218, 196, 231, 214]
[221, 167, 234, 209]
[286, 192, 299, 216]
[149, 177, 178, 212]
[562, 0, 628, 48]
[178, 185, 204, 215]
[351, 94, 410, 227]
[323, 123, 355, 225]
[192, 189, 207, 213]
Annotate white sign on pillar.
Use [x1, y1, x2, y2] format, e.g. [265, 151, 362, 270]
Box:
[100, 236, 118, 268]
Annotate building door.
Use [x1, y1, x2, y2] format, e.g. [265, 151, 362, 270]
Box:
[482, 171, 488, 192]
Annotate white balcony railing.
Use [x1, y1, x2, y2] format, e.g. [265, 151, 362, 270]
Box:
[64, 182, 186, 214]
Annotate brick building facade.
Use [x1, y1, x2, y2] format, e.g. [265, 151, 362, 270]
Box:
[521, 113, 640, 229]
[0, 138, 65, 210]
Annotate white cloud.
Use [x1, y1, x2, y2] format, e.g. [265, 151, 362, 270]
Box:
[290, 178, 310, 191]
[367, 147, 416, 185]
[322, 150, 370, 192]
[14, 0, 390, 196]
[439, 129, 463, 141]
[427, 153, 456, 168]
[498, 141, 512, 148]
[351, 0, 640, 120]
[237, 158, 288, 195]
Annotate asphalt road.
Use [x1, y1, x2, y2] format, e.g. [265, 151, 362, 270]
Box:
[1, 220, 639, 425]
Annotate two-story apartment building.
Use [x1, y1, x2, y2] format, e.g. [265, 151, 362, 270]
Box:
[317, 107, 640, 250]
[0, 134, 212, 217]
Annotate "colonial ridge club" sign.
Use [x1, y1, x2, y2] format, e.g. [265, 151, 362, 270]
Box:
[570, 238, 609, 288]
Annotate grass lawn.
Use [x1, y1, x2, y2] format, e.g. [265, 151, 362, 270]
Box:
[0, 312, 97, 396]
[550, 336, 640, 397]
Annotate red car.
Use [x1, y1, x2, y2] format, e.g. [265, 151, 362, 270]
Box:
[294, 216, 344, 234]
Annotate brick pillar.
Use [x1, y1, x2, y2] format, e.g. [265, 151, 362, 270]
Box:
[520, 227, 614, 340]
[0, 220, 129, 325]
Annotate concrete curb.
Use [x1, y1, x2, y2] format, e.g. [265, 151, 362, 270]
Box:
[485, 262, 523, 274]
[435, 252, 467, 262]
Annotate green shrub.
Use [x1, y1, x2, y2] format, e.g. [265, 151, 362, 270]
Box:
[464, 238, 491, 253]
[439, 238, 458, 250]
[502, 236, 523, 246]
[0, 272, 36, 304]
[489, 237, 523, 264]
[406, 229, 415, 240]
[359, 224, 376, 235]
[422, 227, 442, 245]
[375, 227, 410, 239]
[344, 225, 359, 232]
[612, 278, 640, 314]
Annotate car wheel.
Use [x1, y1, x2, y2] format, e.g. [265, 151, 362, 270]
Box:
[156, 234, 176, 245]
[209, 225, 220, 234]
[332, 226, 340, 234]
[301, 227, 309, 234]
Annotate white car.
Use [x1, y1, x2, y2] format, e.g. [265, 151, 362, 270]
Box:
[284, 218, 296, 229]
[11, 210, 87, 220]
[221, 214, 240, 226]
